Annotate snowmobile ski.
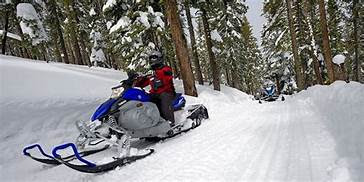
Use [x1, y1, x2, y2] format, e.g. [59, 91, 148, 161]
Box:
[52, 143, 154, 173]
[23, 143, 109, 165]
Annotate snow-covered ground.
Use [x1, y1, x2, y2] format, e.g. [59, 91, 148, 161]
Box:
[0, 55, 363, 182]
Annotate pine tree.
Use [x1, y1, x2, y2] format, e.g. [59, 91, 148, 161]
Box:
[285, 0, 304, 90]
[262, 0, 298, 91]
[318, 0, 336, 83]
[1, 2, 11, 54]
[184, 0, 203, 85]
[199, 2, 220, 91]
[103, 0, 166, 71]
[46, 0, 69, 64]
[16, 2, 48, 61]
[165, 0, 198, 97]
[63, 0, 84, 65]
[301, 0, 323, 84]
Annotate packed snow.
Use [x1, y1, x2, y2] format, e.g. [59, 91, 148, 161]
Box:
[333, 54, 346, 65]
[102, 0, 116, 12]
[16, 3, 47, 45]
[211, 29, 223, 42]
[109, 16, 131, 33]
[0, 30, 22, 41]
[0, 55, 363, 182]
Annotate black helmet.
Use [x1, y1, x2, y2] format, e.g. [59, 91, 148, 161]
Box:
[148, 50, 163, 69]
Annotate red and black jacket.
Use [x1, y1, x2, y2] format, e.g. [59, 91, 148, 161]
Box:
[135, 65, 175, 95]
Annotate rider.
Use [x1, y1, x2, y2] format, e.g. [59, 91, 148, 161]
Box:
[134, 50, 176, 126]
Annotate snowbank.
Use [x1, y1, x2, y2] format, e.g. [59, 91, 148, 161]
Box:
[289, 81, 364, 181]
[0, 55, 123, 103]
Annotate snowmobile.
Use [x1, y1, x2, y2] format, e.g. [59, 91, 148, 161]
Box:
[257, 84, 285, 104]
[23, 75, 209, 173]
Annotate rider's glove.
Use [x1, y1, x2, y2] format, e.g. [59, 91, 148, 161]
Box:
[153, 79, 163, 89]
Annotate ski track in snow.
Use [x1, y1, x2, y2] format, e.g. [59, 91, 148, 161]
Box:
[0, 55, 363, 182]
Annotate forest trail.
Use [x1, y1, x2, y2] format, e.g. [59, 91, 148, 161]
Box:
[1, 55, 363, 182]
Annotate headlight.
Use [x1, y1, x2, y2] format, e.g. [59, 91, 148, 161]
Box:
[111, 87, 124, 99]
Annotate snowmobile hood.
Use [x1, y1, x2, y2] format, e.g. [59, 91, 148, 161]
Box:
[121, 88, 150, 102]
[265, 86, 275, 96]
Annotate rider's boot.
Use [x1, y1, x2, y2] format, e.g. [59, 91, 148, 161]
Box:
[118, 134, 131, 158]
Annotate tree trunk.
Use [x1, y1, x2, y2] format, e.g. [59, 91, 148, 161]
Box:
[353, 0, 360, 82]
[225, 67, 231, 86]
[1, 9, 10, 54]
[162, 12, 180, 79]
[295, 0, 308, 88]
[285, 0, 304, 90]
[310, 51, 324, 84]
[73, 5, 91, 66]
[65, 0, 83, 65]
[302, 0, 323, 84]
[165, 0, 198, 97]
[318, 0, 335, 83]
[65, 34, 75, 64]
[47, 0, 70, 64]
[185, 0, 204, 85]
[231, 60, 239, 89]
[79, 34, 91, 66]
[201, 7, 220, 91]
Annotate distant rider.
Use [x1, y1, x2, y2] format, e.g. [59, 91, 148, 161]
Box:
[134, 50, 176, 126]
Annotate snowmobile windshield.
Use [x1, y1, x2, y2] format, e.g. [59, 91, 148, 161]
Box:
[111, 86, 124, 99]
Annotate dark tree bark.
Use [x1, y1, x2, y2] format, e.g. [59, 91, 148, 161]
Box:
[285, 0, 304, 90]
[302, 0, 323, 85]
[73, 6, 91, 66]
[165, 0, 198, 97]
[353, 0, 360, 82]
[225, 67, 231, 86]
[310, 51, 324, 84]
[231, 60, 239, 89]
[79, 33, 91, 66]
[53, 42, 62, 62]
[201, 6, 220, 91]
[294, 0, 308, 88]
[1, 9, 10, 54]
[47, 0, 69, 64]
[318, 0, 335, 83]
[161, 11, 180, 78]
[65, 34, 75, 64]
[65, 0, 83, 65]
[185, 0, 204, 85]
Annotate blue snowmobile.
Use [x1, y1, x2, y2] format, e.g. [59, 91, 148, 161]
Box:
[23, 75, 209, 173]
[257, 83, 285, 103]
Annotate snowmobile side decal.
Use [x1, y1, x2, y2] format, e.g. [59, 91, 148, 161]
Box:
[52, 143, 96, 167]
[91, 98, 118, 121]
[122, 88, 150, 102]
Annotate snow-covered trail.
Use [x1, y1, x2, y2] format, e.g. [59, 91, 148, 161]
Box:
[1, 55, 363, 182]
[88, 100, 339, 182]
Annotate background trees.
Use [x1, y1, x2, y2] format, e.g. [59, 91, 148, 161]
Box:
[262, 0, 363, 92]
[1, 0, 362, 96]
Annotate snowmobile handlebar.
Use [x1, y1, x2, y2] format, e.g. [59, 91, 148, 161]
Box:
[52, 143, 96, 167]
[23, 144, 54, 159]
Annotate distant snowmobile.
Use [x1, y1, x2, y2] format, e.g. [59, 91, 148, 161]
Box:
[256, 84, 285, 103]
[23, 75, 209, 173]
